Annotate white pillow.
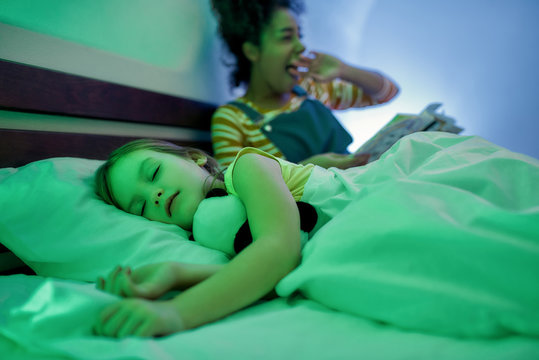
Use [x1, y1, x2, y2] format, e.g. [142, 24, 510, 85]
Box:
[0, 157, 229, 282]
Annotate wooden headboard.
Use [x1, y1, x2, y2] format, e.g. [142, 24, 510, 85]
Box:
[0, 58, 217, 168]
[0, 58, 219, 274]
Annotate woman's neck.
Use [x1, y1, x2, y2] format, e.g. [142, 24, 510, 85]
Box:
[243, 73, 292, 110]
[243, 88, 291, 110]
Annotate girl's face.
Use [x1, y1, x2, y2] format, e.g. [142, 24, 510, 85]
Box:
[108, 149, 210, 230]
[248, 7, 306, 95]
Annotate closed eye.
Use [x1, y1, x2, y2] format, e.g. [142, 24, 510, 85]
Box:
[152, 165, 160, 181]
[141, 201, 146, 216]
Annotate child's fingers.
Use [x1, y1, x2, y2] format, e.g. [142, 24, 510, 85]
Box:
[120, 272, 136, 298]
[94, 301, 121, 335]
[124, 267, 136, 296]
[117, 314, 145, 338]
[134, 318, 154, 337]
[102, 265, 161, 299]
[103, 304, 131, 337]
[110, 266, 140, 298]
[104, 265, 122, 294]
[103, 265, 133, 296]
[114, 268, 135, 297]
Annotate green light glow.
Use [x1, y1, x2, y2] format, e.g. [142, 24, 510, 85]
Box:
[0, 0, 208, 70]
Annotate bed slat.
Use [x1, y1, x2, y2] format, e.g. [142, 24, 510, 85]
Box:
[0, 59, 216, 130]
[0, 129, 213, 168]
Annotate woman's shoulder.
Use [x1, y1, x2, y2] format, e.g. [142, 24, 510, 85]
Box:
[212, 100, 251, 120]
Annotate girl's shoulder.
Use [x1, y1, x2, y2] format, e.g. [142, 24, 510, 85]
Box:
[224, 148, 313, 201]
[224, 148, 283, 195]
[227, 148, 284, 175]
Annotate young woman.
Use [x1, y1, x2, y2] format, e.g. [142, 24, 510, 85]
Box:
[210, 0, 399, 169]
[93, 133, 539, 338]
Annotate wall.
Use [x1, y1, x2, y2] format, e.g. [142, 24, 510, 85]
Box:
[0, 0, 230, 103]
[303, 0, 539, 158]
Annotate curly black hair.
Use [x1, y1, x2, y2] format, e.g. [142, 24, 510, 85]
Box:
[211, 0, 305, 90]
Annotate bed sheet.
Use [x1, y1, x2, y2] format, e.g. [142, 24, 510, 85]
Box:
[1, 275, 538, 360]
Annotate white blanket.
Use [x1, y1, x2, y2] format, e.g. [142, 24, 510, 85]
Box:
[278, 132, 539, 337]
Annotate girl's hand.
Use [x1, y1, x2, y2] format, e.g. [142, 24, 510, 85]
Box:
[293, 51, 344, 83]
[97, 262, 181, 300]
[94, 299, 185, 338]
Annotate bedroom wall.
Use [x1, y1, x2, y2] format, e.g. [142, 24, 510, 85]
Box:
[304, 0, 539, 159]
[1, 0, 538, 159]
[0, 0, 230, 103]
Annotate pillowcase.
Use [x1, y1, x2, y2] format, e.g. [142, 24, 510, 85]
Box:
[0, 157, 229, 282]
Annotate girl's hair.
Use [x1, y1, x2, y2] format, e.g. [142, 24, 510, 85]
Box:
[211, 0, 305, 90]
[95, 139, 223, 209]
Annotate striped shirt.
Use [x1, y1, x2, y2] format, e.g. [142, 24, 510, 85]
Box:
[211, 75, 399, 168]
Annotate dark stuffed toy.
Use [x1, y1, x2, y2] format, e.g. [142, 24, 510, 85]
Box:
[191, 189, 317, 257]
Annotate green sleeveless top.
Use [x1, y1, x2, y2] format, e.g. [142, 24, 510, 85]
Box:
[224, 147, 314, 201]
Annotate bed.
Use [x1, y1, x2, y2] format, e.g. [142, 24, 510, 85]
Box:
[1, 58, 539, 360]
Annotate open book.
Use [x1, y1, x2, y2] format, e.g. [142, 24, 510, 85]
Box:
[354, 103, 463, 163]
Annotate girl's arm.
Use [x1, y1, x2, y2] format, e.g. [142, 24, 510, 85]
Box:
[98, 262, 225, 299]
[94, 154, 301, 337]
[168, 153, 301, 329]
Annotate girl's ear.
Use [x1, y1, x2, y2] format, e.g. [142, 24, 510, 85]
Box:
[242, 41, 260, 62]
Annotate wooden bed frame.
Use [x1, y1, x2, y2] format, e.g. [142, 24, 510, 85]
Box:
[0, 58, 218, 273]
[0, 58, 217, 168]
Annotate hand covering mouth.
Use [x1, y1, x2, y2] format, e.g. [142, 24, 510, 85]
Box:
[166, 191, 180, 217]
[286, 65, 299, 78]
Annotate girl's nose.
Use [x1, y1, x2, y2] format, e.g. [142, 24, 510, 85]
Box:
[153, 190, 164, 206]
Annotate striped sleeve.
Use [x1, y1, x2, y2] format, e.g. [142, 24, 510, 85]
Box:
[300, 74, 399, 110]
[211, 105, 246, 168]
[370, 74, 399, 104]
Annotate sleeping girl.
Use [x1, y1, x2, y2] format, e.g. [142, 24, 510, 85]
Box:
[93, 133, 539, 339]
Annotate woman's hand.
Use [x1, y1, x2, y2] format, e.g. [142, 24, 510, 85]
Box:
[97, 262, 181, 300]
[300, 152, 370, 169]
[294, 51, 395, 98]
[293, 51, 344, 83]
[94, 298, 185, 338]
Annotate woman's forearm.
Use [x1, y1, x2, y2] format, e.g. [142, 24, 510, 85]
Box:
[300, 153, 369, 169]
[299, 153, 336, 168]
[339, 63, 385, 96]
